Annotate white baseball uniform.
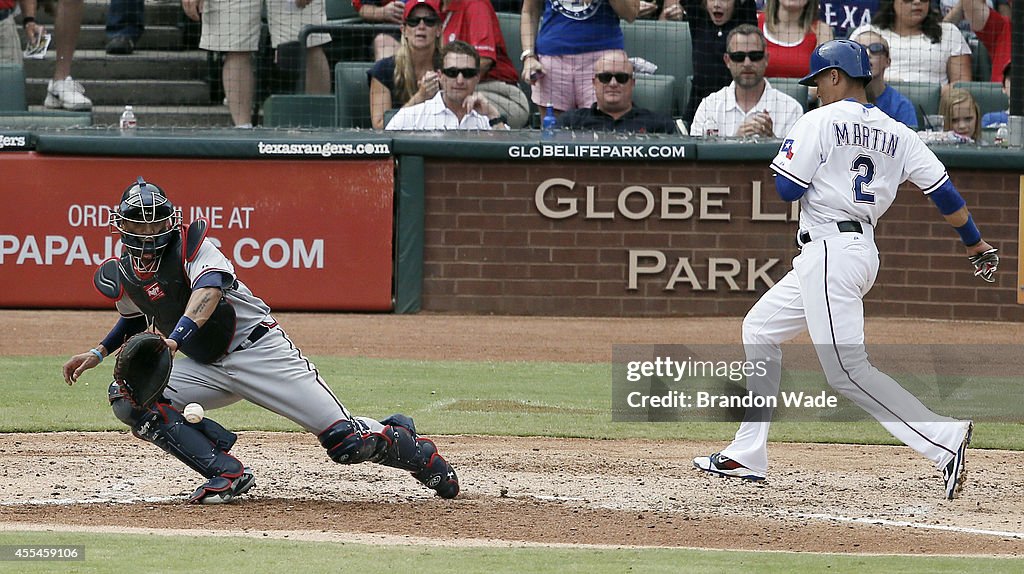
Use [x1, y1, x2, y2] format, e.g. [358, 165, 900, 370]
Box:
[720, 100, 970, 475]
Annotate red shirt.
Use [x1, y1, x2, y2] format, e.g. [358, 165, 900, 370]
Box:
[441, 0, 518, 84]
[758, 12, 818, 79]
[0, 0, 16, 10]
[976, 9, 1010, 83]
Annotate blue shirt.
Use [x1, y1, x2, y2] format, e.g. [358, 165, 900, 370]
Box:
[982, 110, 1008, 127]
[537, 0, 624, 55]
[874, 85, 917, 129]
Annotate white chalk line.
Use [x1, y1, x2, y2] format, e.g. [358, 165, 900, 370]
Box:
[781, 510, 1024, 539]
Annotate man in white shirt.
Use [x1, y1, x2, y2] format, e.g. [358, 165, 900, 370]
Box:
[689, 24, 804, 139]
[386, 40, 509, 131]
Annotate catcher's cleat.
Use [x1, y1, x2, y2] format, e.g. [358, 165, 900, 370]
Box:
[693, 453, 765, 481]
[189, 467, 256, 505]
[943, 421, 973, 500]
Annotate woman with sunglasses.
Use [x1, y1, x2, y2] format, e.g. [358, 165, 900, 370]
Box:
[757, 0, 833, 78]
[849, 0, 971, 90]
[368, 0, 444, 130]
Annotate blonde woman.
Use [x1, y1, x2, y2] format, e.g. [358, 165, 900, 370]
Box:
[757, 0, 833, 78]
[939, 87, 980, 142]
[367, 0, 443, 130]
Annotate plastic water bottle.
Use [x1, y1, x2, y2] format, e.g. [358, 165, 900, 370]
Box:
[994, 126, 1009, 146]
[541, 105, 556, 140]
[119, 105, 137, 133]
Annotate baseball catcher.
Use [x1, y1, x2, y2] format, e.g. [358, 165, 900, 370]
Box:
[63, 177, 459, 504]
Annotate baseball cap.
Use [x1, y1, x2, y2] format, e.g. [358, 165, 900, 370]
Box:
[403, 0, 442, 20]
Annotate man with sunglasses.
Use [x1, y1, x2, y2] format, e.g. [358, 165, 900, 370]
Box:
[555, 51, 678, 133]
[690, 25, 804, 138]
[441, 0, 530, 127]
[852, 30, 916, 128]
[386, 40, 511, 130]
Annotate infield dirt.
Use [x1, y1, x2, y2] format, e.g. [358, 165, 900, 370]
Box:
[2, 311, 1022, 554]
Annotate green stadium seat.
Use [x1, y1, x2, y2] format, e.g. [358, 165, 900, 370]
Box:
[766, 77, 809, 111]
[263, 94, 337, 127]
[326, 0, 358, 21]
[889, 81, 941, 129]
[497, 12, 522, 76]
[0, 64, 27, 112]
[953, 81, 1008, 116]
[0, 111, 91, 128]
[621, 21, 692, 116]
[967, 35, 991, 82]
[335, 61, 373, 129]
[633, 74, 675, 117]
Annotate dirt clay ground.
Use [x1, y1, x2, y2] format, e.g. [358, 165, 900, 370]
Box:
[1, 311, 1023, 555]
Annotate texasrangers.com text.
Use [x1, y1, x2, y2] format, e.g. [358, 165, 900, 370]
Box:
[508, 144, 686, 159]
[257, 141, 391, 157]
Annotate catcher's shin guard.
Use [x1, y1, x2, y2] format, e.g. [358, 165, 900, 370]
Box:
[109, 382, 245, 481]
[318, 415, 459, 499]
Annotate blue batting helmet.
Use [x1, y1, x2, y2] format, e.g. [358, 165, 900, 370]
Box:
[798, 39, 872, 86]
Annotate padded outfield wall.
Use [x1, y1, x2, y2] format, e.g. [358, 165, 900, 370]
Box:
[0, 130, 1020, 320]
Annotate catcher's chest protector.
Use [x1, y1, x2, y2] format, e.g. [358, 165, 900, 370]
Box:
[112, 235, 237, 363]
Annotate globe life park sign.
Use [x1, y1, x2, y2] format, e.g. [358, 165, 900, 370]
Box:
[532, 177, 801, 293]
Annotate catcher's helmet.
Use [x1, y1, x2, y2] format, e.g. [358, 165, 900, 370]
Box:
[798, 39, 872, 87]
[110, 177, 182, 272]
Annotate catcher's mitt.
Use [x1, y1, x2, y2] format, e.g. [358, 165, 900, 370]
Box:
[968, 248, 999, 283]
[113, 332, 172, 409]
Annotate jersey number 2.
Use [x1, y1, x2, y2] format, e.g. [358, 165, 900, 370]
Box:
[851, 155, 875, 204]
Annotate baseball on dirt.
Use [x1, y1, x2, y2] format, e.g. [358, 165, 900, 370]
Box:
[183, 403, 205, 423]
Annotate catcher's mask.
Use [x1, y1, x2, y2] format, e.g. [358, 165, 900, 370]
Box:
[110, 177, 182, 273]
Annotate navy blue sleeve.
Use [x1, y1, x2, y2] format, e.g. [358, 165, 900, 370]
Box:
[193, 271, 231, 290]
[774, 173, 807, 202]
[100, 316, 148, 352]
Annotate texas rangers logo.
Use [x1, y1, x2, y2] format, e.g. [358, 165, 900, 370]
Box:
[551, 0, 602, 20]
[781, 138, 795, 160]
[144, 282, 166, 301]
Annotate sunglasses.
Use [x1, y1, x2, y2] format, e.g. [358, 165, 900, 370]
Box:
[405, 15, 440, 27]
[441, 67, 479, 79]
[727, 50, 765, 63]
[594, 72, 633, 84]
[864, 42, 888, 55]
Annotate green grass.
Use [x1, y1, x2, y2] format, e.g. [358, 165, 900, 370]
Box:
[3, 356, 1022, 449]
[0, 532, 1020, 574]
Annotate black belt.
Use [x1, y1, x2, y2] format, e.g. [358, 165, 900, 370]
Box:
[0, 9, 14, 21]
[799, 221, 862, 245]
[232, 321, 276, 352]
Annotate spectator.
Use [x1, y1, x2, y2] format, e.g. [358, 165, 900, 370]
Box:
[690, 25, 804, 137]
[183, 0, 332, 127]
[556, 51, 679, 133]
[852, 29, 917, 127]
[354, 0, 404, 60]
[640, 0, 684, 19]
[442, 0, 530, 127]
[937, 0, 1008, 33]
[952, 0, 1009, 83]
[2, 0, 30, 64]
[106, 0, 143, 55]
[520, 0, 641, 114]
[850, 0, 971, 89]
[43, 0, 92, 110]
[981, 61, 1008, 127]
[386, 40, 511, 129]
[819, 0, 877, 38]
[938, 86, 979, 140]
[368, 0, 443, 129]
[758, 0, 833, 78]
[681, 0, 757, 123]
